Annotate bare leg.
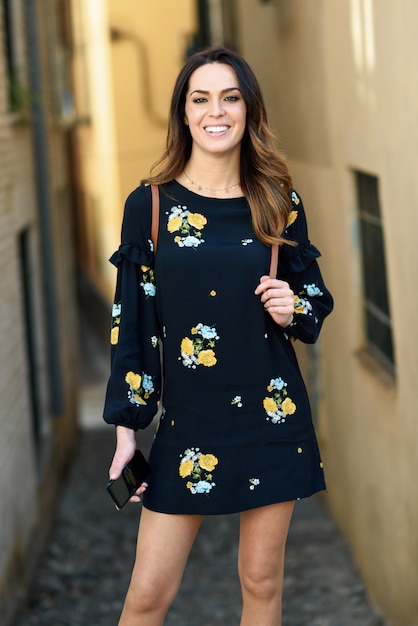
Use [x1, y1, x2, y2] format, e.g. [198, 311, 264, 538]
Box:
[119, 507, 203, 626]
[238, 501, 295, 626]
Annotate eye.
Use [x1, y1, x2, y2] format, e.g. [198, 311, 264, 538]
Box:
[192, 97, 207, 104]
[225, 95, 240, 102]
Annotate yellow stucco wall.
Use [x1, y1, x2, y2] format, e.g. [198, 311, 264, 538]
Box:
[71, 0, 196, 299]
[236, 1, 418, 624]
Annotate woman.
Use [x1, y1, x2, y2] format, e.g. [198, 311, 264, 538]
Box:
[104, 46, 333, 625]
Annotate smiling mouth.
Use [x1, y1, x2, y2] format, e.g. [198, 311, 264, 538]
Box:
[204, 125, 230, 134]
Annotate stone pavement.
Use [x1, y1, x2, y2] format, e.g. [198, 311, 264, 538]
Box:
[13, 378, 387, 626]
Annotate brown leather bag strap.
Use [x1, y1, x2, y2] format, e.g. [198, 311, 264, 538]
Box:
[269, 244, 279, 278]
[151, 184, 160, 252]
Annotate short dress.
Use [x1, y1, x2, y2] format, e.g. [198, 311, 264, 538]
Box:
[103, 180, 333, 515]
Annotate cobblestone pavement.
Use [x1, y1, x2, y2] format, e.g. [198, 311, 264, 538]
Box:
[14, 363, 387, 626]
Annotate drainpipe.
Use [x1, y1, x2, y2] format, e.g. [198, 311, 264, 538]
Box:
[25, 0, 64, 416]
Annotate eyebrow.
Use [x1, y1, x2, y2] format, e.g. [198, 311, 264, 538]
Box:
[189, 87, 241, 97]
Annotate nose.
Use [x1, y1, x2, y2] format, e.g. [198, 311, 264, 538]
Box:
[209, 98, 225, 117]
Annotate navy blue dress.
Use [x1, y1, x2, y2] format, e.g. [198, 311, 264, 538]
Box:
[104, 180, 333, 515]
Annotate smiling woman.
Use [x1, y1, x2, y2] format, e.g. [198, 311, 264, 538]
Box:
[103, 46, 333, 626]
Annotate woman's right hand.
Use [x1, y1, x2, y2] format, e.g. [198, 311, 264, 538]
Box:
[109, 425, 148, 502]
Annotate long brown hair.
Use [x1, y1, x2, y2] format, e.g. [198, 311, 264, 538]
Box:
[143, 47, 293, 246]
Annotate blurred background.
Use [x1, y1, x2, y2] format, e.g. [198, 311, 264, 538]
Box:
[0, 1, 417, 625]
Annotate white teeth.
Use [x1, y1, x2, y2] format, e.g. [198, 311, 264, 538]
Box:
[205, 126, 229, 133]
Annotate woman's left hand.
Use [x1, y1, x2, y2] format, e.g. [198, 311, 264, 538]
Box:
[255, 276, 294, 328]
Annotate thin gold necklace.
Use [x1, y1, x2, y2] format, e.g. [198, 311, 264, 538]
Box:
[183, 170, 240, 194]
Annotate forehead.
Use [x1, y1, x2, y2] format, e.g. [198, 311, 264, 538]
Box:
[187, 63, 239, 92]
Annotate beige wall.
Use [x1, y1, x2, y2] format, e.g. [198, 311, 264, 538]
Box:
[237, 0, 418, 624]
[71, 0, 196, 300]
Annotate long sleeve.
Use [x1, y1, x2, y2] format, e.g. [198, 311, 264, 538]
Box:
[278, 190, 333, 344]
[103, 185, 162, 430]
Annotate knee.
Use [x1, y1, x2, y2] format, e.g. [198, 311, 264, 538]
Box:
[124, 575, 177, 616]
[239, 563, 281, 602]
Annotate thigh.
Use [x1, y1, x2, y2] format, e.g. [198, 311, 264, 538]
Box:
[238, 501, 295, 575]
[129, 506, 203, 595]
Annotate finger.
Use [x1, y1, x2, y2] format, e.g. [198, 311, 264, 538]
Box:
[134, 482, 148, 496]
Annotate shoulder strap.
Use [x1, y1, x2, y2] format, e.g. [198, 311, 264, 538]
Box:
[151, 184, 160, 252]
[269, 244, 279, 278]
[151, 182, 278, 275]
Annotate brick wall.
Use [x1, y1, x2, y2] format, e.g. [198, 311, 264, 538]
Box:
[0, 2, 79, 623]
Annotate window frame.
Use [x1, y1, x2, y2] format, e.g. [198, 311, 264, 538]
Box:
[355, 170, 395, 376]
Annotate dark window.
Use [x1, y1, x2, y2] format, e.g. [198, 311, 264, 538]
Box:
[356, 171, 395, 373]
[18, 230, 43, 457]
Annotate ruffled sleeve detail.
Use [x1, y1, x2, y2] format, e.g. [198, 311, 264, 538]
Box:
[281, 240, 321, 274]
[109, 241, 154, 268]
[103, 185, 162, 430]
[278, 190, 333, 344]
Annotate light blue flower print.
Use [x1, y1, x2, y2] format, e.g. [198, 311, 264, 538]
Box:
[200, 324, 218, 340]
[112, 303, 121, 317]
[151, 336, 158, 348]
[291, 190, 300, 205]
[249, 478, 260, 490]
[270, 377, 285, 391]
[304, 283, 323, 297]
[242, 239, 253, 246]
[140, 266, 156, 297]
[141, 282, 156, 297]
[142, 374, 154, 393]
[181, 235, 202, 248]
[191, 480, 215, 494]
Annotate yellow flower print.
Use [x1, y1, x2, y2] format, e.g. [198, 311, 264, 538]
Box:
[181, 337, 194, 356]
[179, 459, 194, 478]
[179, 448, 218, 495]
[287, 210, 298, 226]
[197, 349, 217, 367]
[180, 323, 219, 368]
[294, 295, 313, 315]
[198, 454, 219, 472]
[141, 265, 150, 272]
[125, 371, 142, 390]
[125, 371, 154, 407]
[263, 397, 278, 414]
[167, 215, 182, 232]
[110, 326, 119, 345]
[166, 205, 207, 248]
[282, 397, 296, 415]
[210, 290, 216, 297]
[187, 212, 207, 230]
[263, 376, 297, 425]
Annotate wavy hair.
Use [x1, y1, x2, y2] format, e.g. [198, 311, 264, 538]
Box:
[143, 47, 293, 246]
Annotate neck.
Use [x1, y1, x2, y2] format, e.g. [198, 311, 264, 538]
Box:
[183, 154, 241, 195]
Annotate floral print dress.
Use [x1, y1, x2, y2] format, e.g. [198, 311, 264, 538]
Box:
[103, 180, 333, 515]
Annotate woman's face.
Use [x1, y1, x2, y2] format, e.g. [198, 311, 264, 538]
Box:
[184, 63, 247, 159]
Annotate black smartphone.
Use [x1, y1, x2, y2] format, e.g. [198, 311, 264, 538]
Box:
[106, 449, 151, 509]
